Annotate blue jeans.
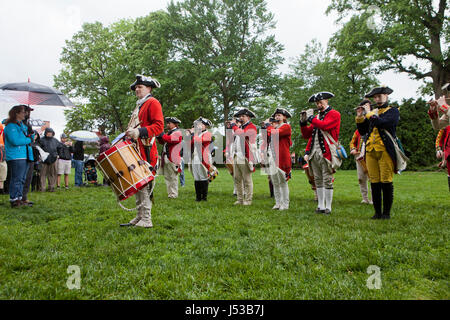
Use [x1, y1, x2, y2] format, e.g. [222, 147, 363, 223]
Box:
[179, 159, 185, 186]
[74, 160, 84, 186]
[7, 159, 29, 202]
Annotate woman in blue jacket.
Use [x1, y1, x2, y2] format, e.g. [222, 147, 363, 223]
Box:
[4, 105, 34, 208]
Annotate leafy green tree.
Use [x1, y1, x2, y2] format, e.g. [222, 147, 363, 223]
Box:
[63, 104, 96, 132]
[327, 0, 450, 97]
[54, 21, 136, 134]
[125, 11, 215, 128]
[395, 98, 438, 170]
[165, 0, 284, 125]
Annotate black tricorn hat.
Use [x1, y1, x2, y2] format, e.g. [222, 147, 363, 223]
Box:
[354, 99, 372, 110]
[165, 117, 181, 125]
[271, 108, 292, 118]
[130, 74, 161, 91]
[234, 108, 256, 118]
[194, 117, 212, 127]
[308, 92, 335, 103]
[365, 86, 393, 98]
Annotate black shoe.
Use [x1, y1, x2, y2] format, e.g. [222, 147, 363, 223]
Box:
[120, 223, 134, 227]
[371, 214, 381, 220]
[324, 209, 331, 215]
[315, 208, 325, 214]
[380, 215, 391, 220]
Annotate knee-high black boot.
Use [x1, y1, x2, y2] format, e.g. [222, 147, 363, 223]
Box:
[381, 182, 393, 219]
[371, 183, 382, 220]
[202, 181, 209, 201]
[195, 181, 201, 201]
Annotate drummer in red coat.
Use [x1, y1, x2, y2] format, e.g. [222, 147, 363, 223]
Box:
[262, 108, 292, 210]
[121, 74, 164, 228]
[300, 92, 341, 215]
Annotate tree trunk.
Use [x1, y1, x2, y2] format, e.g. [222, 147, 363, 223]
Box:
[429, 21, 448, 98]
[111, 105, 124, 132]
[223, 96, 230, 128]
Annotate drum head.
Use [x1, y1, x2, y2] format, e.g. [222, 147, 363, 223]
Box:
[111, 132, 126, 146]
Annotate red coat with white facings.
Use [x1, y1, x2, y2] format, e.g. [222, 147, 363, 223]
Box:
[137, 97, 164, 169]
[157, 129, 183, 166]
[301, 108, 341, 162]
[267, 122, 292, 174]
[231, 121, 257, 163]
[191, 130, 212, 170]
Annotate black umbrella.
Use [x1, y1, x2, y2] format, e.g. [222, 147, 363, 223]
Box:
[0, 81, 75, 106]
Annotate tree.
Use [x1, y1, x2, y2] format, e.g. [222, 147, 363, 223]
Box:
[54, 20, 136, 134]
[127, 11, 216, 128]
[327, 0, 450, 97]
[165, 0, 284, 125]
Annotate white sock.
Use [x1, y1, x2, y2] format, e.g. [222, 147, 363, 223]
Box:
[325, 188, 333, 211]
[317, 187, 325, 210]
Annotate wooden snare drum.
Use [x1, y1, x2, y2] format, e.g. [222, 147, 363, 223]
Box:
[96, 140, 154, 201]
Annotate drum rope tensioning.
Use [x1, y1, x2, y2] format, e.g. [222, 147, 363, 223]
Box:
[95, 139, 157, 212]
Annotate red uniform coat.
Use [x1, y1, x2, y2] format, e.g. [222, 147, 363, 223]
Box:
[437, 126, 450, 175]
[191, 130, 212, 170]
[157, 128, 183, 166]
[438, 126, 450, 158]
[137, 97, 164, 170]
[267, 122, 292, 174]
[349, 129, 363, 152]
[231, 121, 257, 164]
[301, 108, 341, 162]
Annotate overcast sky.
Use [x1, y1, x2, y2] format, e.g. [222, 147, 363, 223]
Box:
[0, 0, 424, 136]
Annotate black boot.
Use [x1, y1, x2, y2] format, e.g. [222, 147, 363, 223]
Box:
[381, 183, 393, 219]
[269, 180, 274, 198]
[195, 181, 201, 201]
[371, 183, 382, 220]
[202, 181, 209, 201]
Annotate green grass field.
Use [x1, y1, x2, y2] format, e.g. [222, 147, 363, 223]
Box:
[0, 168, 448, 299]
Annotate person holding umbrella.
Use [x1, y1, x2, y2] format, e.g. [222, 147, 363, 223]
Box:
[21, 105, 37, 206]
[3, 105, 35, 208]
